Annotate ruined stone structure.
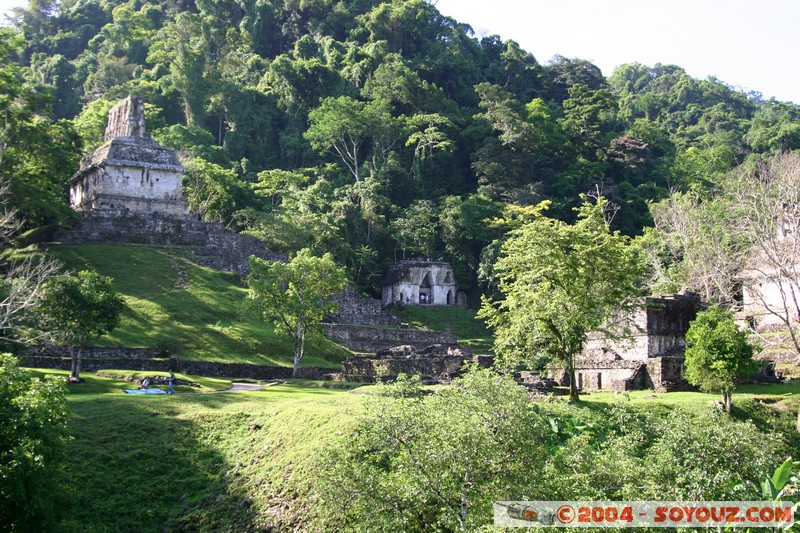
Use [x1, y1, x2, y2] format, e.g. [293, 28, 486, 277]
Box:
[57, 211, 284, 274]
[382, 259, 464, 306]
[327, 286, 400, 325]
[559, 294, 700, 392]
[59, 96, 284, 274]
[68, 95, 188, 215]
[325, 344, 484, 384]
[321, 323, 458, 354]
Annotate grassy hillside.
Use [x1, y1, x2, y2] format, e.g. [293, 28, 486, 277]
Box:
[49, 375, 361, 532]
[45, 243, 351, 368]
[33, 371, 798, 531]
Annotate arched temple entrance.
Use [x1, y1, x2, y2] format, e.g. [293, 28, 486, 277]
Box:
[419, 271, 434, 304]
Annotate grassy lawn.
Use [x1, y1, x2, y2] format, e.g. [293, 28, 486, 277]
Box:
[46, 243, 351, 368]
[48, 371, 363, 532]
[27, 368, 797, 531]
[581, 379, 800, 407]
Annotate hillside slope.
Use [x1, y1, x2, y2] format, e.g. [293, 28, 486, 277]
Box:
[45, 243, 351, 368]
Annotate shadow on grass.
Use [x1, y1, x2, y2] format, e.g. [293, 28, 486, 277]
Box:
[57, 395, 269, 532]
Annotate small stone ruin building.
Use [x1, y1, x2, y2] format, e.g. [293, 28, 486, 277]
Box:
[559, 294, 700, 391]
[382, 259, 463, 306]
[67, 95, 187, 216]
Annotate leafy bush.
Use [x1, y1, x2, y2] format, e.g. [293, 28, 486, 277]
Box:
[313, 367, 555, 531]
[0, 354, 70, 531]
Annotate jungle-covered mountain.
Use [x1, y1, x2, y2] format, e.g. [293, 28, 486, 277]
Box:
[3, 0, 799, 300]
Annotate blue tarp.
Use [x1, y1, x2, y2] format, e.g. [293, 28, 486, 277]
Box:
[124, 388, 167, 395]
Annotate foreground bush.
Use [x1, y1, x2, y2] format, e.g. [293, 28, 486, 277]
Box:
[313, 369, 784, 531]
[0, 354, 70, 532]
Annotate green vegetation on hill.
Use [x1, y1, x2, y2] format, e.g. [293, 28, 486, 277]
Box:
[46, 243, 351, 368]
[39, 371, 799, 531]
[4, 0, 798, 300]
[390, 304, 493, 352]
[56, 378, 361, 532]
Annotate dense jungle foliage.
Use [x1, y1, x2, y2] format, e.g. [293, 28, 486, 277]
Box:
[2, 0, 799, 300]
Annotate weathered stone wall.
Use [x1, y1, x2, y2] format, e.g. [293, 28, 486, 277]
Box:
[330, 344, 475, 383]
[31, 346, 165, 359]
[71, 163, 186, 215]
[382, 259, 459, 306]
[104, 95, 147, 141]
[584, 295, 699, 362]
[554, 359, 648, 391]
[327, 285, 399, 325]
[645, 356, 690, 392]
[56, 212, 284, 274]
[20, 354, 331, 380]
[321, 323, 458, 353]
[340, 354, 469, 381]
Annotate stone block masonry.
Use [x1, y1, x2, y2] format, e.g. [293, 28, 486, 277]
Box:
[20, 353, 331, 380]
[55, 211, 285, 274]
[68, 95, 188, 216]
[321, 323, 458, 353]
[327, 285, 399, 325]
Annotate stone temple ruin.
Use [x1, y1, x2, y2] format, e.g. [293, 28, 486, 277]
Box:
[59, 95, 282, 274]
[556, 294, 700, 392]
[68, 96, 187, 216]
[382, 259, 465, 306]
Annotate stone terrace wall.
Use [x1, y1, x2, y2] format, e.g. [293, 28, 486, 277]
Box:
[327, 285, 399, 325]
[20, 354, 330, 380]
[340, 354, 469, 382]
[321, 323, 458, 353]
[55, 212, 284, 274]
[645, 356, 691, 392]
[31, 346, 165, 359]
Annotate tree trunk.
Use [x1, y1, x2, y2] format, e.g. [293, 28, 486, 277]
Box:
[71, 345, 82, 379]
[69, 346, 77, 378]
[723, 389, 732, 414]
[292, 325, 304, 378]
[292, 348, 301, 378]
[566, 361, 580, 403]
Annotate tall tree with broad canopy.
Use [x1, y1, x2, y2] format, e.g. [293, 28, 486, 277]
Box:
[684, 306, 759, 414]
[36, 270, 124, 379]
[479, 197, 646, 401]
[247, 249, 347, 377]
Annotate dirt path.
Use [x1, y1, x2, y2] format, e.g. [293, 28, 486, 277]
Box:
[226, 382, 264, 392]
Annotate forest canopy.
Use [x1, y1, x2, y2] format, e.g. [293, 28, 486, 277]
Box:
[2, 0, 798, 300]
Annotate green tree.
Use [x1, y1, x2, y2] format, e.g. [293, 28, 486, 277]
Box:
[147, 12, 210, 127]
[684, 306, 759, 413]
[389, 199, 437, 259]
[247, 249, 347, 377]
[305, 95, 406, 183]
[0, 353, 70, 532]
[479, 197, 645, 402]
[37, 270, 124, 379]
[315, 368, 552, 531]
